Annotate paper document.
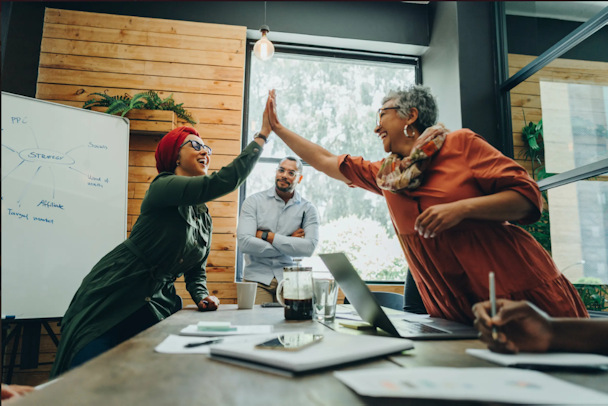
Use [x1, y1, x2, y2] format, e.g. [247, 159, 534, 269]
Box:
[466, 349, 608, 368]
[180, 324, 274, 337]
[155, 334, 277, 354]
[35, 377, 62, 390]
[334, 367, 608, 404]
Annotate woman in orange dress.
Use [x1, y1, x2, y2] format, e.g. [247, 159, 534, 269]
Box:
[265, 87, 587, 323]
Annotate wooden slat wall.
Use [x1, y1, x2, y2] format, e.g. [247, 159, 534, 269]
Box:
[35, 9, 247, 310]
[4, 8, 247, 386]
[509, 53, 608, 175]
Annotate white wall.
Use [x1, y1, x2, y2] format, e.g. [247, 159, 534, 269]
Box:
[421, 2, 462, 132]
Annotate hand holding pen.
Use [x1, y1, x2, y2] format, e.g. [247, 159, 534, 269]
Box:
[472, 299, 554, 354]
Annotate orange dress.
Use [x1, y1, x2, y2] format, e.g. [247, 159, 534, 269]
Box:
[339, 129, 588, 323]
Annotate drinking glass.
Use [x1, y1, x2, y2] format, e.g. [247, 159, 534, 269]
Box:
[312, 276, 339, 322]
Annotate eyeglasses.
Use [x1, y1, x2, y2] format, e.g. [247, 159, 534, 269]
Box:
[179, 139, 212, 155]
[277, 167, 298, 178]
[376, 107, 400, 127]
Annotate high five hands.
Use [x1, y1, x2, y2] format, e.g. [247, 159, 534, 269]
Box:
[266, 90, 282, 131]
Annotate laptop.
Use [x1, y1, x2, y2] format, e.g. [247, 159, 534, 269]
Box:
[319, 253, 479, 340]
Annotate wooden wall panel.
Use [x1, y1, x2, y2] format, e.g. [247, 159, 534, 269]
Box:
[36, 9, 246, 307]
[509, 54, 608, 177]
[8, 7, 248, 386]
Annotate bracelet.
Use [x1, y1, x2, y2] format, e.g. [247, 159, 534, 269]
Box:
[254, 132, 268, 144]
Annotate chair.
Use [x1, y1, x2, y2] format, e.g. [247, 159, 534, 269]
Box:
[344, 291, 404, 311]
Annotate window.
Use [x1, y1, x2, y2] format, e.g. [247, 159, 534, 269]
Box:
[494, 3, 608, 286]
[240, 45, 418, 281]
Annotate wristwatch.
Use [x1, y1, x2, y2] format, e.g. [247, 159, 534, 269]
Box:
[254, 132, 268, 144]
[261, 231, 269, 241]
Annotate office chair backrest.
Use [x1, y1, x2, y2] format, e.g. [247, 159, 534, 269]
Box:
[344, 291, 404, 311]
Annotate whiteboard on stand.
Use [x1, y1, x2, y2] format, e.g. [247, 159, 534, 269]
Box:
[1, 92, 130, 319]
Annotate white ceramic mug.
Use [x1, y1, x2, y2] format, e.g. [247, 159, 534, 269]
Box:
[236, 282, 257, 309]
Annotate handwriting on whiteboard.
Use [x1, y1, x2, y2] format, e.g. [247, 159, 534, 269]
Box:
[2, 122, 111, 222]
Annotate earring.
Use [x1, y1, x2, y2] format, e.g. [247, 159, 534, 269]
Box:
[404, 124, 414, 138]
[176, 162, 180, 166]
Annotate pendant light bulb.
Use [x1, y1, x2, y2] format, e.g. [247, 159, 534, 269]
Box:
[253, 25, 275, 61]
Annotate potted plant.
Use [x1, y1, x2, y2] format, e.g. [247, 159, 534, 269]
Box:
[516, 113, 552, 254]
[83, 90, 197, 133]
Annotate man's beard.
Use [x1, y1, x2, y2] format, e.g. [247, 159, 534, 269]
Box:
[276, 179, 295, 193]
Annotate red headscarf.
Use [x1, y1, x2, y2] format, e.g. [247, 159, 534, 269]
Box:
[155, 127, 201, 173]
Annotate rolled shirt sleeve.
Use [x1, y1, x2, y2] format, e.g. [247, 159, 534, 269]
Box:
[272, 204, 319, 257]
[463, 131, 543, 225]
[237, 197, 283, 257]
[338, 154, 384, 196]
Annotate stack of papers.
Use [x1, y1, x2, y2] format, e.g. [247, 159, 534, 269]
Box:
[466, 349, 608, 370]
[181, 324, 274, 337]
[334, 367, 608, 404]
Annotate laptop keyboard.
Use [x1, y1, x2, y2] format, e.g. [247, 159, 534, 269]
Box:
[395, 320, 450, 335]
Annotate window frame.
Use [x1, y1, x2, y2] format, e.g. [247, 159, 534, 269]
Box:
[236, 41, 421, 283]
[492, 3, 608, 286]
[492, 3, 608, 181]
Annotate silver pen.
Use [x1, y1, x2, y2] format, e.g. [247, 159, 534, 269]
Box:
[489, 272, 498, 340]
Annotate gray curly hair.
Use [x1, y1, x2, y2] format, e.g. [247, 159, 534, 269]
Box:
[382, 85, 438, 131]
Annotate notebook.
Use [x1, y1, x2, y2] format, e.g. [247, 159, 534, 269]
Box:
[208, 330, 414, 377]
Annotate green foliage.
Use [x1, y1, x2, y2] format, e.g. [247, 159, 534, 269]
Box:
[574, 284, 608, 312]
[575, 277, 604, 285]
[515, 111, 553, 254]
[246, 55, 416, 280]
[83, 90, 197, 124]
[316, 216, 408, 281]
[519, 209, 551, 254]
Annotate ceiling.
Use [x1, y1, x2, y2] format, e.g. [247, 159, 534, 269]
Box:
[505, 1, 608, 23]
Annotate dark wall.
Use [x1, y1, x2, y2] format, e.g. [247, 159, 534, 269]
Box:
[506, 15, 608, 63]
[1, 1, 13, 73]
[457, 2, 500, 149]
[422, 2, 501, 150]
[1, 1, 428, 97]
[2, 2, 45, 97]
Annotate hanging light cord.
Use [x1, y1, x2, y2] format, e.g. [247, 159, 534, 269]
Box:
[264, 1, 267, 26]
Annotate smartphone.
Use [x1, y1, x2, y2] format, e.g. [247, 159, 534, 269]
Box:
[254, 334, 323, 351]
[261, 302, 283, 308]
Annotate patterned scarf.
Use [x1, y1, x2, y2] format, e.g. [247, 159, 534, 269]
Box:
[376, 123, 450, 192]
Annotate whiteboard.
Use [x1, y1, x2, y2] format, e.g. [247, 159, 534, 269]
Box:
[1, 92, 130, 319]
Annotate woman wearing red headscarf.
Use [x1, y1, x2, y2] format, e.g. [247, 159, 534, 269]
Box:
[51, 119, 271, 378]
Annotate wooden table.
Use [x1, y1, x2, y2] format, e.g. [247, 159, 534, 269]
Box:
[17, 305, 608, 405]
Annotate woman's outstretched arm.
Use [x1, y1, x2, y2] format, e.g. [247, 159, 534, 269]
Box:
[267, 91, 349, 183]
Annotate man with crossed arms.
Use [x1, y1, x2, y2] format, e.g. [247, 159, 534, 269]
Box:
[237, 156, 319, 304]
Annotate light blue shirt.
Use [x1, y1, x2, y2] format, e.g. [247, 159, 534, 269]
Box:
[237, 187, 319, 285]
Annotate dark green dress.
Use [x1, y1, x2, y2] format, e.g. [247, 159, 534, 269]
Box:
[50, 141, 262, 378]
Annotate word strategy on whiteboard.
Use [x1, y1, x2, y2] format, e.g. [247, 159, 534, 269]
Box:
[1, 117, 110, 225]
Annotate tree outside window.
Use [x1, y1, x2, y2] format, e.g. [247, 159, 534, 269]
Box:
[244, 50, 417, 281]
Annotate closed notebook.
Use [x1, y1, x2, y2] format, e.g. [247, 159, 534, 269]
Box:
[209, 330, 414, 375]
[466, 349, 608, 370]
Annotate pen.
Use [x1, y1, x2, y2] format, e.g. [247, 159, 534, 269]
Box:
[184, 338, 224, 348]
[489, 272, 498, 341]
